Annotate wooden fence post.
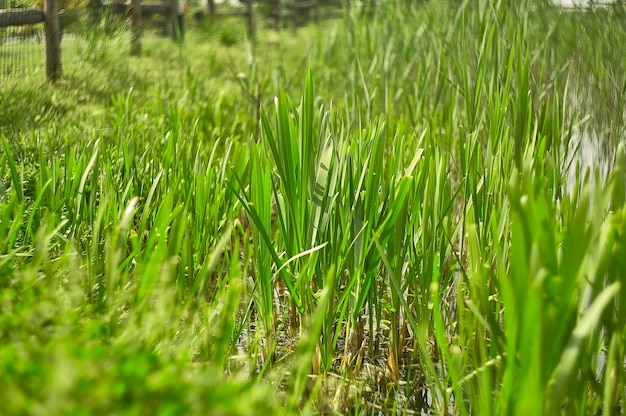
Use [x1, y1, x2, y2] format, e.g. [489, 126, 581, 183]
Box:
[44, 0, 61, 81]
[289, 0, 295, 30]
[168, 0, 178, 40]
[246, 0, 254, 44]
[131, 0, 142, 55]
[271, 0, 280, 30]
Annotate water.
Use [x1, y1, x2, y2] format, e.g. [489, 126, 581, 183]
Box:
[553, 0, 620, 6]
[197, 0, 242, 7]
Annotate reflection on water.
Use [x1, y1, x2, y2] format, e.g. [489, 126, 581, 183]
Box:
[565, 82, 624, 196]
[565, 128, 615, 196]
[553, 0, 620, 7]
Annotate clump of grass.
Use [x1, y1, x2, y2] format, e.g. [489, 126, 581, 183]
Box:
[2, 0, 626, 414]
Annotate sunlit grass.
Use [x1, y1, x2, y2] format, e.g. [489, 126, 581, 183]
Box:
[2, 0, 626, 414]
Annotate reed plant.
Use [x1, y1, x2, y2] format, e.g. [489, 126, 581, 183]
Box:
[2, 0, 626, 414]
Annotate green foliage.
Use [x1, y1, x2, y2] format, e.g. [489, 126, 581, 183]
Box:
[2, 0, 626, 414]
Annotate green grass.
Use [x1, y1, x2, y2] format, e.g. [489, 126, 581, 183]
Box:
[2, 0, 626, 414]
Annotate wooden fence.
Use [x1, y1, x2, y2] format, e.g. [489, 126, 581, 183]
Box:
[1, 0, 349, 82]
[0, 0, 181, 81]
[0, 1, 61, 80]
[199, 0, 345, 32]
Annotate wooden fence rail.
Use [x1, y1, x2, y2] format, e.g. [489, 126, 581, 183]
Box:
[0, 9, 44, 26]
